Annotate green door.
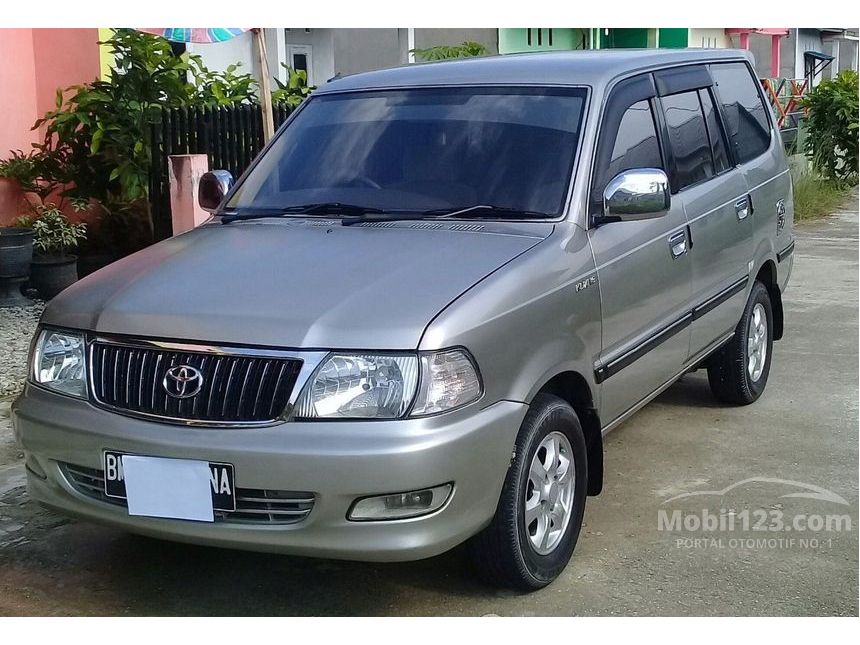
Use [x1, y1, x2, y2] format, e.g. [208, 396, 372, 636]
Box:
[601, 28, 649, 48]
[659, 28, 688, 48]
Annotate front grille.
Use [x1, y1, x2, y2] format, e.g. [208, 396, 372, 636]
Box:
[90, 340, 303, 424]
[61, 463, 315, 525]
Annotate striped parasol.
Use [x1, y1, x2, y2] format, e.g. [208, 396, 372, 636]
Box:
[137, 28, 249, 43]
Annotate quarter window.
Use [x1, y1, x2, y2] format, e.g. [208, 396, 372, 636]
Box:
[661, 91, 714, 190]
[710, 62, 772, 163]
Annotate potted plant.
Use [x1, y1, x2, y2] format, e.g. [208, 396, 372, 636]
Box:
[18, 204, 87, 299]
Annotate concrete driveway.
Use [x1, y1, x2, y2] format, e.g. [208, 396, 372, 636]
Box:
[1, 203, 857, 616]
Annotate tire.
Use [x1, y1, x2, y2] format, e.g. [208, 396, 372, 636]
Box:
[467, 393, 588, 591]
[707, 280, 774, 405]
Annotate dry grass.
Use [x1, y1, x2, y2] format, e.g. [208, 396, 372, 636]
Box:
[792, 174, 854, 222]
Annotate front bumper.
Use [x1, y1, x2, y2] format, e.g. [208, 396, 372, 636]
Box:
[12, 385, 526, 562]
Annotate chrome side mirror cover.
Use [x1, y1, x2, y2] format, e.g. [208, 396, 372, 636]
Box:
[198, 170, 235, 213]
[600, 168, 671, 223]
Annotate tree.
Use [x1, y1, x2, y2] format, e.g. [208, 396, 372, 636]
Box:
[800, 70, 859, 186]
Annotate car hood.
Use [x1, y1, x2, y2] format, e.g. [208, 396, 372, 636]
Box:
[44, 219, 550, 349]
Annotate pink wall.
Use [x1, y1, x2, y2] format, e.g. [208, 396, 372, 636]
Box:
[0, 29, 39, 155]
[32, 29, 101, 128]
[0, 28, 100, 157]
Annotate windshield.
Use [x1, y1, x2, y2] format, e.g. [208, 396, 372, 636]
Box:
[226, 86, 588, 218]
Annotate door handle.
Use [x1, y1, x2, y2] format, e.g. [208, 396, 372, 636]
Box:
[668, 230, 687, 259]
[735, 196, 751, 220]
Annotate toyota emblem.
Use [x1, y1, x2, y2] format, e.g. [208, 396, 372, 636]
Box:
[163, 365, 204, 399]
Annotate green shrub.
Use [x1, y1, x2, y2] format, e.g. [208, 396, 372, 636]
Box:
[189, 60, 259, 106]
[800, 70, 859, 186]
[410, 41, 488, 61]
[271, 65, 314, 107]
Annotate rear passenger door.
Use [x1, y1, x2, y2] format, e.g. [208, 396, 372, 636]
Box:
[654, 66, 753, 358]
[588, 74, 692, 426]
[711, 61, 793, 290]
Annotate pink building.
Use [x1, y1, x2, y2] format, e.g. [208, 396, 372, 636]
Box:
[0, 29, 101, 155]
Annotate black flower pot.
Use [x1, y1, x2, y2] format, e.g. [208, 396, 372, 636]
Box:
[0, 227, 34, 307]
[30, 254, 78, 300]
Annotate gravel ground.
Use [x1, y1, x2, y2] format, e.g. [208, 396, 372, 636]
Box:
[0, 301, 44, 398]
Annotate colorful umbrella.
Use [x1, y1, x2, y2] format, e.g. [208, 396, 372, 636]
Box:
[138, 28, 250, 44]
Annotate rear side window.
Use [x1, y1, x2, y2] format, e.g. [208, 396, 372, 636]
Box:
[699, 88, 730, 174]
[603, 100, 663, 183]
[661, 91, 714, 190]
[710, 62, 771, 163]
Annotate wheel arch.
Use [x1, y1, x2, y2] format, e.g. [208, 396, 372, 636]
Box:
[534, 370, 603, 496]
[755, 259, 784, 340]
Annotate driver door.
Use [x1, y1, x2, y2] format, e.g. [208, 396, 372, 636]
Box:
[588, 74, 692, 426]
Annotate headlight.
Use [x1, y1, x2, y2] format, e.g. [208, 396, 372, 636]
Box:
[295, 348, 481, 420]
[295, 354, 420, 419]
[31, 329, 87, 398]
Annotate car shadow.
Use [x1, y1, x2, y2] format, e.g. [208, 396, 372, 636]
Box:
[77, 528, 510, 615]
[0, 512, 512, 615]
[653, 371, 734, 410]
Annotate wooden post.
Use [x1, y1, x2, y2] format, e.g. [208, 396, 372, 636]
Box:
[255, 29, 275, 143]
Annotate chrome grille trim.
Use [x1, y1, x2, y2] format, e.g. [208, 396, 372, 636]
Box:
[61, 463, 315, 525]
[86, 335, 328, 427]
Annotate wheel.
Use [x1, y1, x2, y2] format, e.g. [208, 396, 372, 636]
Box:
[467, 393, 588, 591]
[707, 280, 774, 404]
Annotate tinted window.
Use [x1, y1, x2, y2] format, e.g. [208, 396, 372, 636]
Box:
[602, 100, 663, 184]
[227, 87, 587, 217]
[711, 62, 771, 163]
[661, 91, 714, 190]
[699, 88, 730, 173]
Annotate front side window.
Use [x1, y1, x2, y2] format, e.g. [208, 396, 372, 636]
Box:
[661, 90, 714, 190]
[710, 62, 772, 164]
[601, 100, 663, 185]
[227, 87, 588, 217]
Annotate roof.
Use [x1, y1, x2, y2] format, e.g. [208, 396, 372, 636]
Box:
[317, 49, 753, 94]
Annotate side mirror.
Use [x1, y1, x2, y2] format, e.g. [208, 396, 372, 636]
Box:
[601, 168, 670, 223]
[198, 170, 234, 213]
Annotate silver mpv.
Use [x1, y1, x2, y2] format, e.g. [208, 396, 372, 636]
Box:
[14, 49, 794, 590]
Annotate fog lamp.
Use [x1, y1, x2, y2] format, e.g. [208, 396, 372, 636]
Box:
[348, 484, 453, 521]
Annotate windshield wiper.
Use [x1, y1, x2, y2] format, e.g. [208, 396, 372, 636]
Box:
[340, 204, 554, 226]
[339, 212, 436, 226]
[423, 204, 553, 220]
[222, 202, 552, 226]
[221, 202, 387, 224]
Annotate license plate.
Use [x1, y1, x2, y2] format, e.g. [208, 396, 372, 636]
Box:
[103, 451, 236, 512]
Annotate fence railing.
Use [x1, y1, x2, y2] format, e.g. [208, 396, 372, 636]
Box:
[149, 103, 294, 240]
[760, 77, 809, 152]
